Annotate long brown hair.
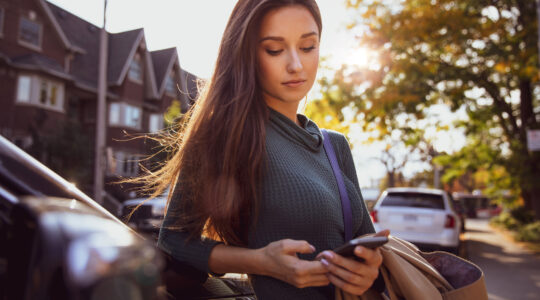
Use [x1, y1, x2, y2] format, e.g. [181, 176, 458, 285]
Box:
[137, 0, 322, 246]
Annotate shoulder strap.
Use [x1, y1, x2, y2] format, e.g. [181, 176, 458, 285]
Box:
[321, 129, 353, 242]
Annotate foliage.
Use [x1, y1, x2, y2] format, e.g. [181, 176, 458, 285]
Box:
[491, 211, 521, 230]
[313, 0, 540, 217]
[29, 119, 93, 187]
[516, 222, 540, 242]
[164, 99, 183, 126]
[510, 205, 537, 224]
[491, 210, 540, 243]
[306, 61, 353, 135]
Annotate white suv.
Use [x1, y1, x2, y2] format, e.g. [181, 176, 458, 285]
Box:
[371, 187, 461, 254]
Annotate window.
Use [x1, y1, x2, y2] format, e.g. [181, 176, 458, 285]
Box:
[16, 75, 31, 102]
[165, 71, 177, 95]
[149, 114, 163, 133]
[19, 17, 41, 49]
[109, 103, 121, 125]
[15, 75, 64, 111]
[108, 102, 141, 129]
[128, 54, 143, 82]
[109, 151, 139, 177]
[381, 192, 445, 210]
[124, 104, 141, 128]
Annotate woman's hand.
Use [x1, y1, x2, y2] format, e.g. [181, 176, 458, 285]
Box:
[317, 230, 389, 295]
[258, 239, 330, 288]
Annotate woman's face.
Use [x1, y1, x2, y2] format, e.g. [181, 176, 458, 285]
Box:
[257, 5, 320, 111]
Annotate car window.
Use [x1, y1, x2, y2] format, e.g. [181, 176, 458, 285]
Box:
[380, 192, 445, 209]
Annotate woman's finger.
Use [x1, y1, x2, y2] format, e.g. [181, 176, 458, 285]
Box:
[354, 246, 383, 268]
[298, 259, 331, 275]
[374, 229, 390, 237]
[321, 251, 364, 274]
[279, 239, 317, 255]
[326, 273, 369, 295]
[304, 274, 331, 287]
[321, 258, 367, 286]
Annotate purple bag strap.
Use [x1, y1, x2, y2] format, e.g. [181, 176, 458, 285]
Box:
[321, 129, 353, 242]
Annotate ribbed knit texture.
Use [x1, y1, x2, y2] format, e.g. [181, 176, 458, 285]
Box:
[158, 108, 375, 299]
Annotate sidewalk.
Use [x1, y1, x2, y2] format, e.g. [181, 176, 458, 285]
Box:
[464, 219, 540, 300]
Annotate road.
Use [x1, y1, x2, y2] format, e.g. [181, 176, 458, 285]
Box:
[463, 218, 540, 300]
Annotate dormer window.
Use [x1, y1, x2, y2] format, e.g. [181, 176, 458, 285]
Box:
[18, 16, 42, 50]
[128, 53, 143, 83]
[165, 70, 177, 95]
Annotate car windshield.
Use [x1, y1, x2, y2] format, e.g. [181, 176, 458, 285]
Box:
[380, 192, 445, 209]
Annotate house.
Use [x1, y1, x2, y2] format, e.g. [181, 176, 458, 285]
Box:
[0, 0, 199, 201]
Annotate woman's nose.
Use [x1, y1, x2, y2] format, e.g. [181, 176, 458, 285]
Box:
[287, 50, 303, 73]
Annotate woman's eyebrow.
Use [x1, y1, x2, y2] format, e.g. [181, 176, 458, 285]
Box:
[259, 31, 318, 43]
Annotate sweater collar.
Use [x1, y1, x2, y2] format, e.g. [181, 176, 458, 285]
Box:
[268, 107, 323, 152]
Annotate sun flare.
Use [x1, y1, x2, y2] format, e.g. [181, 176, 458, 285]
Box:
[347, 46, 379, 69]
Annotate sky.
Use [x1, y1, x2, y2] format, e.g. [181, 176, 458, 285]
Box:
[47, 0, 466, 187]
[47, 0, 357, 78]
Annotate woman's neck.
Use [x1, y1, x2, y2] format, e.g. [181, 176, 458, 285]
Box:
[265, 98, 301, 126]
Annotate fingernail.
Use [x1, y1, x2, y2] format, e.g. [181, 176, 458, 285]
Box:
[321, 258, 329, 267]
[310, 245, 316, 252]
[323, 251, 334, 260]
[355, 246, 363, 254]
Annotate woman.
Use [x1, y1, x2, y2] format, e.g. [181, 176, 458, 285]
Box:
[155, 0, 385, 298]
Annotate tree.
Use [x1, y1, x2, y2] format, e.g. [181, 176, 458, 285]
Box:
[333, 0, 540, 218]
[28, 119, 93, 188]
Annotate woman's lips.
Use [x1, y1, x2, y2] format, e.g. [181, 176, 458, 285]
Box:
[282, 80, 306, 88]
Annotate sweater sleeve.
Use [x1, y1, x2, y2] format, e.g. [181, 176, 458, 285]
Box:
[157, 183, 222, 274]
[328, 131, 375, 236]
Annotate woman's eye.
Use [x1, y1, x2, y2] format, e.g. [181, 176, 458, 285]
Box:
[301, 46, 316, 53]
[266, 49, 283, 56]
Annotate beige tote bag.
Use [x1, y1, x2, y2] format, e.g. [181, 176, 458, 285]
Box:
[336, 236, 488, 300]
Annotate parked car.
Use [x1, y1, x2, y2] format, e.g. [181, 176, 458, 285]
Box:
[451, 199, 467, 233]
[120, 192, 168, 237]
[0, 135, 254, 299]
[371, 187, 462, 254]
[361, 187, 380, 212]
[453, 193, 502, 219]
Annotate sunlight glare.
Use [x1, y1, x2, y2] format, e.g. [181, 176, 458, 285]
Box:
[347, 47, 379, 69]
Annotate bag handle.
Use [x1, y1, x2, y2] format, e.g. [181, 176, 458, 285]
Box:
[321, 129, 353, 242]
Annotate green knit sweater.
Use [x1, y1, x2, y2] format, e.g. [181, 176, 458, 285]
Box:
[158, 108, 375, 299]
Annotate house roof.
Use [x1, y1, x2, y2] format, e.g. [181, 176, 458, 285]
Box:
[37, 0, 82, 53]
[5, 52, 72, 80]
[151, 47, 177, 94]
[47, 1, 100, 86]
[107, 28, 144, 85]
[44, 1, 180, 99]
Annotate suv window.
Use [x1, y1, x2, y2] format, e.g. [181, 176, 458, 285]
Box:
[380, 192, 445, 209]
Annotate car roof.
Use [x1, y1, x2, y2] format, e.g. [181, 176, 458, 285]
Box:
[123, 194, 168, 206]
[384, 187, 446, 195]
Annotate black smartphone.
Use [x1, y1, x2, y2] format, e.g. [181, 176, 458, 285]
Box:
[333, 236, 389, 258]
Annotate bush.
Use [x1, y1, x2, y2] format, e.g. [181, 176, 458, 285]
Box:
[491, 212, 521, 230]
[516, 222, 540, 243]
[510, 206, 536, 224]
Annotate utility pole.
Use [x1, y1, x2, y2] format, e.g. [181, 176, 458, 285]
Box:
[94, 0, 108, 204]
[538, 0, 540, 67]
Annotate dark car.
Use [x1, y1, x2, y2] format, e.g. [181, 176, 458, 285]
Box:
[451, 199, 466, 233]
[0, 135, 254, 300]
[120, 192, 168, 238]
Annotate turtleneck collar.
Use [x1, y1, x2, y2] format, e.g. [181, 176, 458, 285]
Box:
[268, 107, 323, 152]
